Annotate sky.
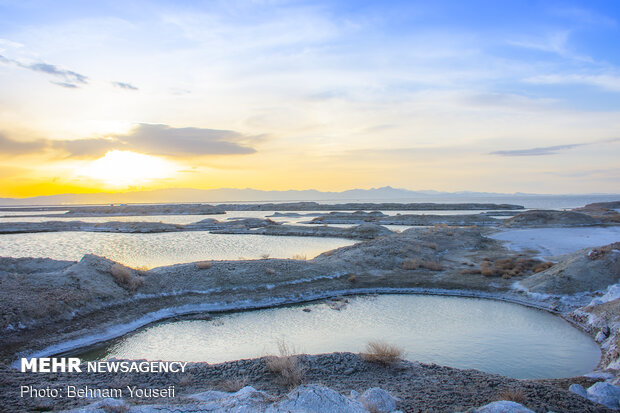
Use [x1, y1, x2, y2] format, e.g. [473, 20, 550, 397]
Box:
[0, 0, 619, 197]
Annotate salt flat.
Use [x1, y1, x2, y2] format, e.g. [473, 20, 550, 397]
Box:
[490, 227, 620, 258]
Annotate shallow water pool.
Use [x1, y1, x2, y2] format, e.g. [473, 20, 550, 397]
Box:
[0, 231, 355, 268]
[74, 294, 600, 379]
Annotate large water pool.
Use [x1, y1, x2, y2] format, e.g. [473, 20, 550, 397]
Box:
[0, 231, 355, 268]
[74, 294, 600, 379]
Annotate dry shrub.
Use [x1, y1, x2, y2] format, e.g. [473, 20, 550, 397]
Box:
[177, 373, 194, 387]
[460, 268, 481, 275]
[532, 262, 554, 273]
[478, 257, 553, 279]
[402, 258, 444, 271]
[348, 274, 357, 283]
[261, 253, 270, 259]
[196, 261, 212, 269]
[265, 341, 305, 388]
[265, 267, 276, 275]
[291, 254, 307, 261]
[219, 377, 248, 392]
[361, 340, 404, 365]
[495, 388, 526, 404]
[109, 263, 144, 291]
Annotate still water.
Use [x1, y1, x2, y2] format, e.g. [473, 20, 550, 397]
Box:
[0, 231, 355, 268]
[75, 294, 600, 379]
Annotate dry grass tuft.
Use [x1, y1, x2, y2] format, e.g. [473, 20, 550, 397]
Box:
[479, 257, 553, 279]
[261, 253, 270, 259]
[495, 388, 526, 404]
[291, 254, 307, 261]
[265, 267, 276, 275]
[219, 377, 248, 392]
[361, 340, 404, 365]
[109, 263, 144, 291]
[532, 261, 554, 273]
[402, 258, 444, 271]
[347, 274, 357, 283]
[265, 341, 305, 388]
[196, 261, 212, 269]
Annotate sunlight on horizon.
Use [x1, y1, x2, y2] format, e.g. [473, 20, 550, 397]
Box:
[74, 150, 180, 187]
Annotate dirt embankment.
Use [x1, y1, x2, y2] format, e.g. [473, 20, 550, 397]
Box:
[503, 210, 605, 227]
[307, 211, 500, 226]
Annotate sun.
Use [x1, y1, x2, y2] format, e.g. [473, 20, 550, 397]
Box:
[75, 150, 180, 187]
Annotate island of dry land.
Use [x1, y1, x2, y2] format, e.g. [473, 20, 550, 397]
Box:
[0, 201, 618, 412]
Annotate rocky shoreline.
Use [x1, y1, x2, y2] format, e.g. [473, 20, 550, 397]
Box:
[1, 202, 619, 411]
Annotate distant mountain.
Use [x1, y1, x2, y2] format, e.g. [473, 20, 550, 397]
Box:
[0, 186, 618, 206]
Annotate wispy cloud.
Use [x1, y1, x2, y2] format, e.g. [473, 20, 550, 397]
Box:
[112, 81, 138, 90]
[525, 73, 620, 92]
[0, 53, 88, 88]
[490, 143, 584, 156]
[490, 138, 619, 157]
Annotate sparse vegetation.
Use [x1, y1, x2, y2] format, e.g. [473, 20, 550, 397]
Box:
[402, 258, 444, 271]
[361, 340, 404, 365]
[265, 267, 276, 275]
[196, 261, 212, 269]
[495, 388, 526, 404]
[347, 274, 357, 283]
[588, 242, 620, 260]
[109, 263, 145, 291]
[261, 253, 270, 259]
[478, 257, 554, 279]
[265, 341, 305, 388]
[219, 377, 248, 392]
[291, 254, 307, 261]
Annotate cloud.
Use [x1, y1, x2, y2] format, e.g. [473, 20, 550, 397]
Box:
[52, 138, 118, 158]
[489, 138, 619, 157]
[112, 81, 138, 90]
[525, 73, 620, 92]
[0, 53, 88, 88]
[489, 144, 584, 156]
[116, 124, 256, 157]
[53, 124, 256, 158]
[0, 133, 47, 155]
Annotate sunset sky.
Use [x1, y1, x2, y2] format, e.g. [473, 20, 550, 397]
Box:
[1, 0, 619, 198]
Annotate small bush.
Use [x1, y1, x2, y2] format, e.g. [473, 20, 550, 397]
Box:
[291, 254, 307, 261]
[196, 261, 212, 269]
[495, 388, 526, 404]
[265, 267, 276, 275]
[265, 341, 305, 388]
[460, 268, 481, 275]
[109, 263, 144, 291]
[478, 257, 554, 278]
[348, 274, 357, 283]
[261, 253, 270, 259]
[219, 377, 248, 392]
[361, 340, 404, 365]
[402, 258, 444, 271]
[532, 262, 553, 273]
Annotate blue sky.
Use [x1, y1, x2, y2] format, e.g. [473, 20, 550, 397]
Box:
[0, 0, 618, 195]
